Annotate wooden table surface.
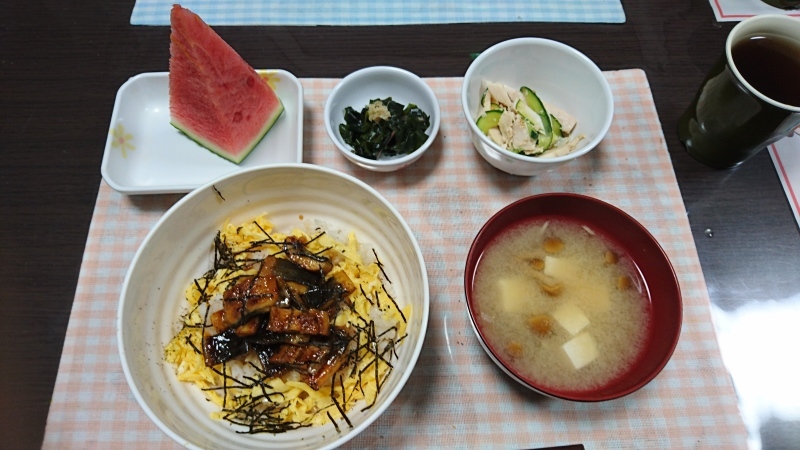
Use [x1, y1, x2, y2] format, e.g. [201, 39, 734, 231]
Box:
[2, 1, 799, 448]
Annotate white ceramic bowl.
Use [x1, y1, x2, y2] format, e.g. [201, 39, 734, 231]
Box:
[462, 38, 614, 176]
[324, 66, 440, 171]
[117, 164, 430, 450]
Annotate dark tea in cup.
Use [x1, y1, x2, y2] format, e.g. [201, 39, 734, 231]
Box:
[678, 15, 800, 169]
[733, 33, 800, 107]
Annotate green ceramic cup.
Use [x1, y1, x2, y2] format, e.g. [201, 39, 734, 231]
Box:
[678, 15, 800, 169]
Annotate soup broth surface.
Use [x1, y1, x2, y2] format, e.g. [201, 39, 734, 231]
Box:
[472, 218, 651, 393]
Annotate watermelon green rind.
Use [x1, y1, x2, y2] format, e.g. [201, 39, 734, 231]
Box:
[170, 100, 284, 164]
[168, 5, 285, 164]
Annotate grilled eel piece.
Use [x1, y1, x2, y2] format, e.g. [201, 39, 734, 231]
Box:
[210, 256, 281, 333]
[267, 306, 330, 336]
[203, 245, 356, 388]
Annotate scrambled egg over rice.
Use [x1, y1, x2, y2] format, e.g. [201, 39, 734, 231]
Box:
[164, 214, 410, 431]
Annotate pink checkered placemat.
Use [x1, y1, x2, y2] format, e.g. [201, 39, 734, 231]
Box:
[44, 70, 748, 448]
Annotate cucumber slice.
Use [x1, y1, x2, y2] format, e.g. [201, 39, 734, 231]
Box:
[520, 86, 546, 115]
[476, 110, 503, 135]
[528, 124, 539, 141]
[480, 88, 494, 111]
[551, 114, 563, 139]
[515, 100, 541, 130]
[520, 87, 553, 149]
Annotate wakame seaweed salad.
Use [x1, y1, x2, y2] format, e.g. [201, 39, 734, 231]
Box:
[339, 98, 430, 160]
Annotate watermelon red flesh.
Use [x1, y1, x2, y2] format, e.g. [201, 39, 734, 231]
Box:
[169, 5, 284, 164]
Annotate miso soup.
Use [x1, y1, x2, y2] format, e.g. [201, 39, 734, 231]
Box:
[472, 218, 651, 394]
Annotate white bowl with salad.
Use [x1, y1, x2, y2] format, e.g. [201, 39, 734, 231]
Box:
[462, 38, 613, 176]
[325, 66, 440, 172]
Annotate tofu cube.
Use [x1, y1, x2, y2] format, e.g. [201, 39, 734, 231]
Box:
[497, 278, 532, 313]
[543, 255, 575, 280]
[592, 284, 611, 311]
[577, 280, 611, 312]
[552, 303, 590, 335]
[562, 333, 599, 370]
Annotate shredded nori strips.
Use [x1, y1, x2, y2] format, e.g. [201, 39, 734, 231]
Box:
[174, 227, 406, 434]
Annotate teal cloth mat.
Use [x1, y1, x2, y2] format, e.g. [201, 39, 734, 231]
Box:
[131, 1, 626, 25]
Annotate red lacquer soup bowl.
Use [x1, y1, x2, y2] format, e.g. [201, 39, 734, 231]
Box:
[464, 193, 682, 402]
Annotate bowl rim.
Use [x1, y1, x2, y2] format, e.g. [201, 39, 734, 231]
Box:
[117, 162, 431, 448]
[461, 37, 614, 165]
[324, 65, 441, 170]
[463, 192, 682, 402]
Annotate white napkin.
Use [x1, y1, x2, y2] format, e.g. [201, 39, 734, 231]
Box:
[709, 0, 800, 22]
[769, 133, 800, 228]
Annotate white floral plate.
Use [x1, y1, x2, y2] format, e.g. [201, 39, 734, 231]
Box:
[101, 70, 303, 194]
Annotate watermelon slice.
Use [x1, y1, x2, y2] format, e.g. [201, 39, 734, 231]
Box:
[169, 5, 284, 164]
